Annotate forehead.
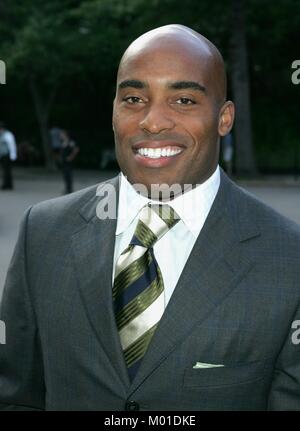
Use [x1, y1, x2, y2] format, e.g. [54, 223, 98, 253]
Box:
[117, 38, 213, 87]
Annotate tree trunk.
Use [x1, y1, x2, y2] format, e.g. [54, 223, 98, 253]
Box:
[29, 76, 57, 169]
[230, 0, 257, 176]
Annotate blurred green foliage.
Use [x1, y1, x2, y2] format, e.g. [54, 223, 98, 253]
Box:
[0, 0, 299, 172]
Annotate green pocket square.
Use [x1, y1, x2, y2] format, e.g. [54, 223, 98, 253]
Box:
[192, 362, 225, 369]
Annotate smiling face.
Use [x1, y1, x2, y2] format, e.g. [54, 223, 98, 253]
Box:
[113, 26, 234, 197]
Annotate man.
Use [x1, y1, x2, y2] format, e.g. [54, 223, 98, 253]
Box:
[0, 25, 300, 411]
[0, 122, 17, 190]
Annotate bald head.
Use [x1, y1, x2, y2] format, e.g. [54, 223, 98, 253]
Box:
[113, 24, 235, 191]
[118, 24, 227, 105]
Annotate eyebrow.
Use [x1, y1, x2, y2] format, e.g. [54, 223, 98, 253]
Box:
[118, 79, 147, 89]
[118, 79, 206, 93]
[168, 81, 206, 93]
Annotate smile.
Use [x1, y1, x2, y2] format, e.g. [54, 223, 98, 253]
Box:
[135, 146, 183, 159]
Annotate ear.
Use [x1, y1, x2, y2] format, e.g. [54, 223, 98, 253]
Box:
[218, 101, 235, 136]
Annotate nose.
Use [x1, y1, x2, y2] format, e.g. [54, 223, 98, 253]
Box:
[139, 102, 175, 134]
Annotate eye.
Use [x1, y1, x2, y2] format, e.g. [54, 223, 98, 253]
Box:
[123, 96, 144, 104]
[176, 97, 196, 105]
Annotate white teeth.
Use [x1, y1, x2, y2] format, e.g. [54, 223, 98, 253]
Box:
[137, 147, 182, 158]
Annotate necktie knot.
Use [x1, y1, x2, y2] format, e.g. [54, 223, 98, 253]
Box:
[130, 203, 180, 249]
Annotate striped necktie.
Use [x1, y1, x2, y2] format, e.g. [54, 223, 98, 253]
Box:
[113, 203, 180, 381]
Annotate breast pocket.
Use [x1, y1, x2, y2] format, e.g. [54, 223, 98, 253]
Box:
[183, 359, 271, 388]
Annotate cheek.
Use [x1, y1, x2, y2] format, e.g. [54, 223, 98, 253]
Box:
[188, 112, 219, 143]
[113, 110, 140, 143]
[184, 119, 219, 166]
[181, 118, 208, 147]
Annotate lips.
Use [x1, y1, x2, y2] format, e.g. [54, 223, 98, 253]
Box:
[136, 146, 183, 158]
[132, 141, 185, 167]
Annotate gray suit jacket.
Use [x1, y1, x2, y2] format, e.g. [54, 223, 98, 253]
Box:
[1, 170, 300, 410]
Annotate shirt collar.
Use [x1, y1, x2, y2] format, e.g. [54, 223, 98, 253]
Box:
[115, 166, 220, 238]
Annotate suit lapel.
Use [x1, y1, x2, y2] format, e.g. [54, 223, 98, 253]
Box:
[70, 176, 130, 388]
[129, 171, 260, 393]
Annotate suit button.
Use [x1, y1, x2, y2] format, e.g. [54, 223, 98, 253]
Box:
[125, 401, 140, 411]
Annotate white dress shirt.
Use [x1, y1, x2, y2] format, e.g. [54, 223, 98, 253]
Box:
[113, 166, 220, 307]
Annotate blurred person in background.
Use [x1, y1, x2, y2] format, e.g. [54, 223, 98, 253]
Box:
[49, 126, 62, 160]
[0, 121, 17, 190]
[58, 129, 79, 194]
[221, 131, 234, 176]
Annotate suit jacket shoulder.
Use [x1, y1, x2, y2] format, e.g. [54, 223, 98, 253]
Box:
[26, 176, 119, 238]
[222, 174, 300, 256]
